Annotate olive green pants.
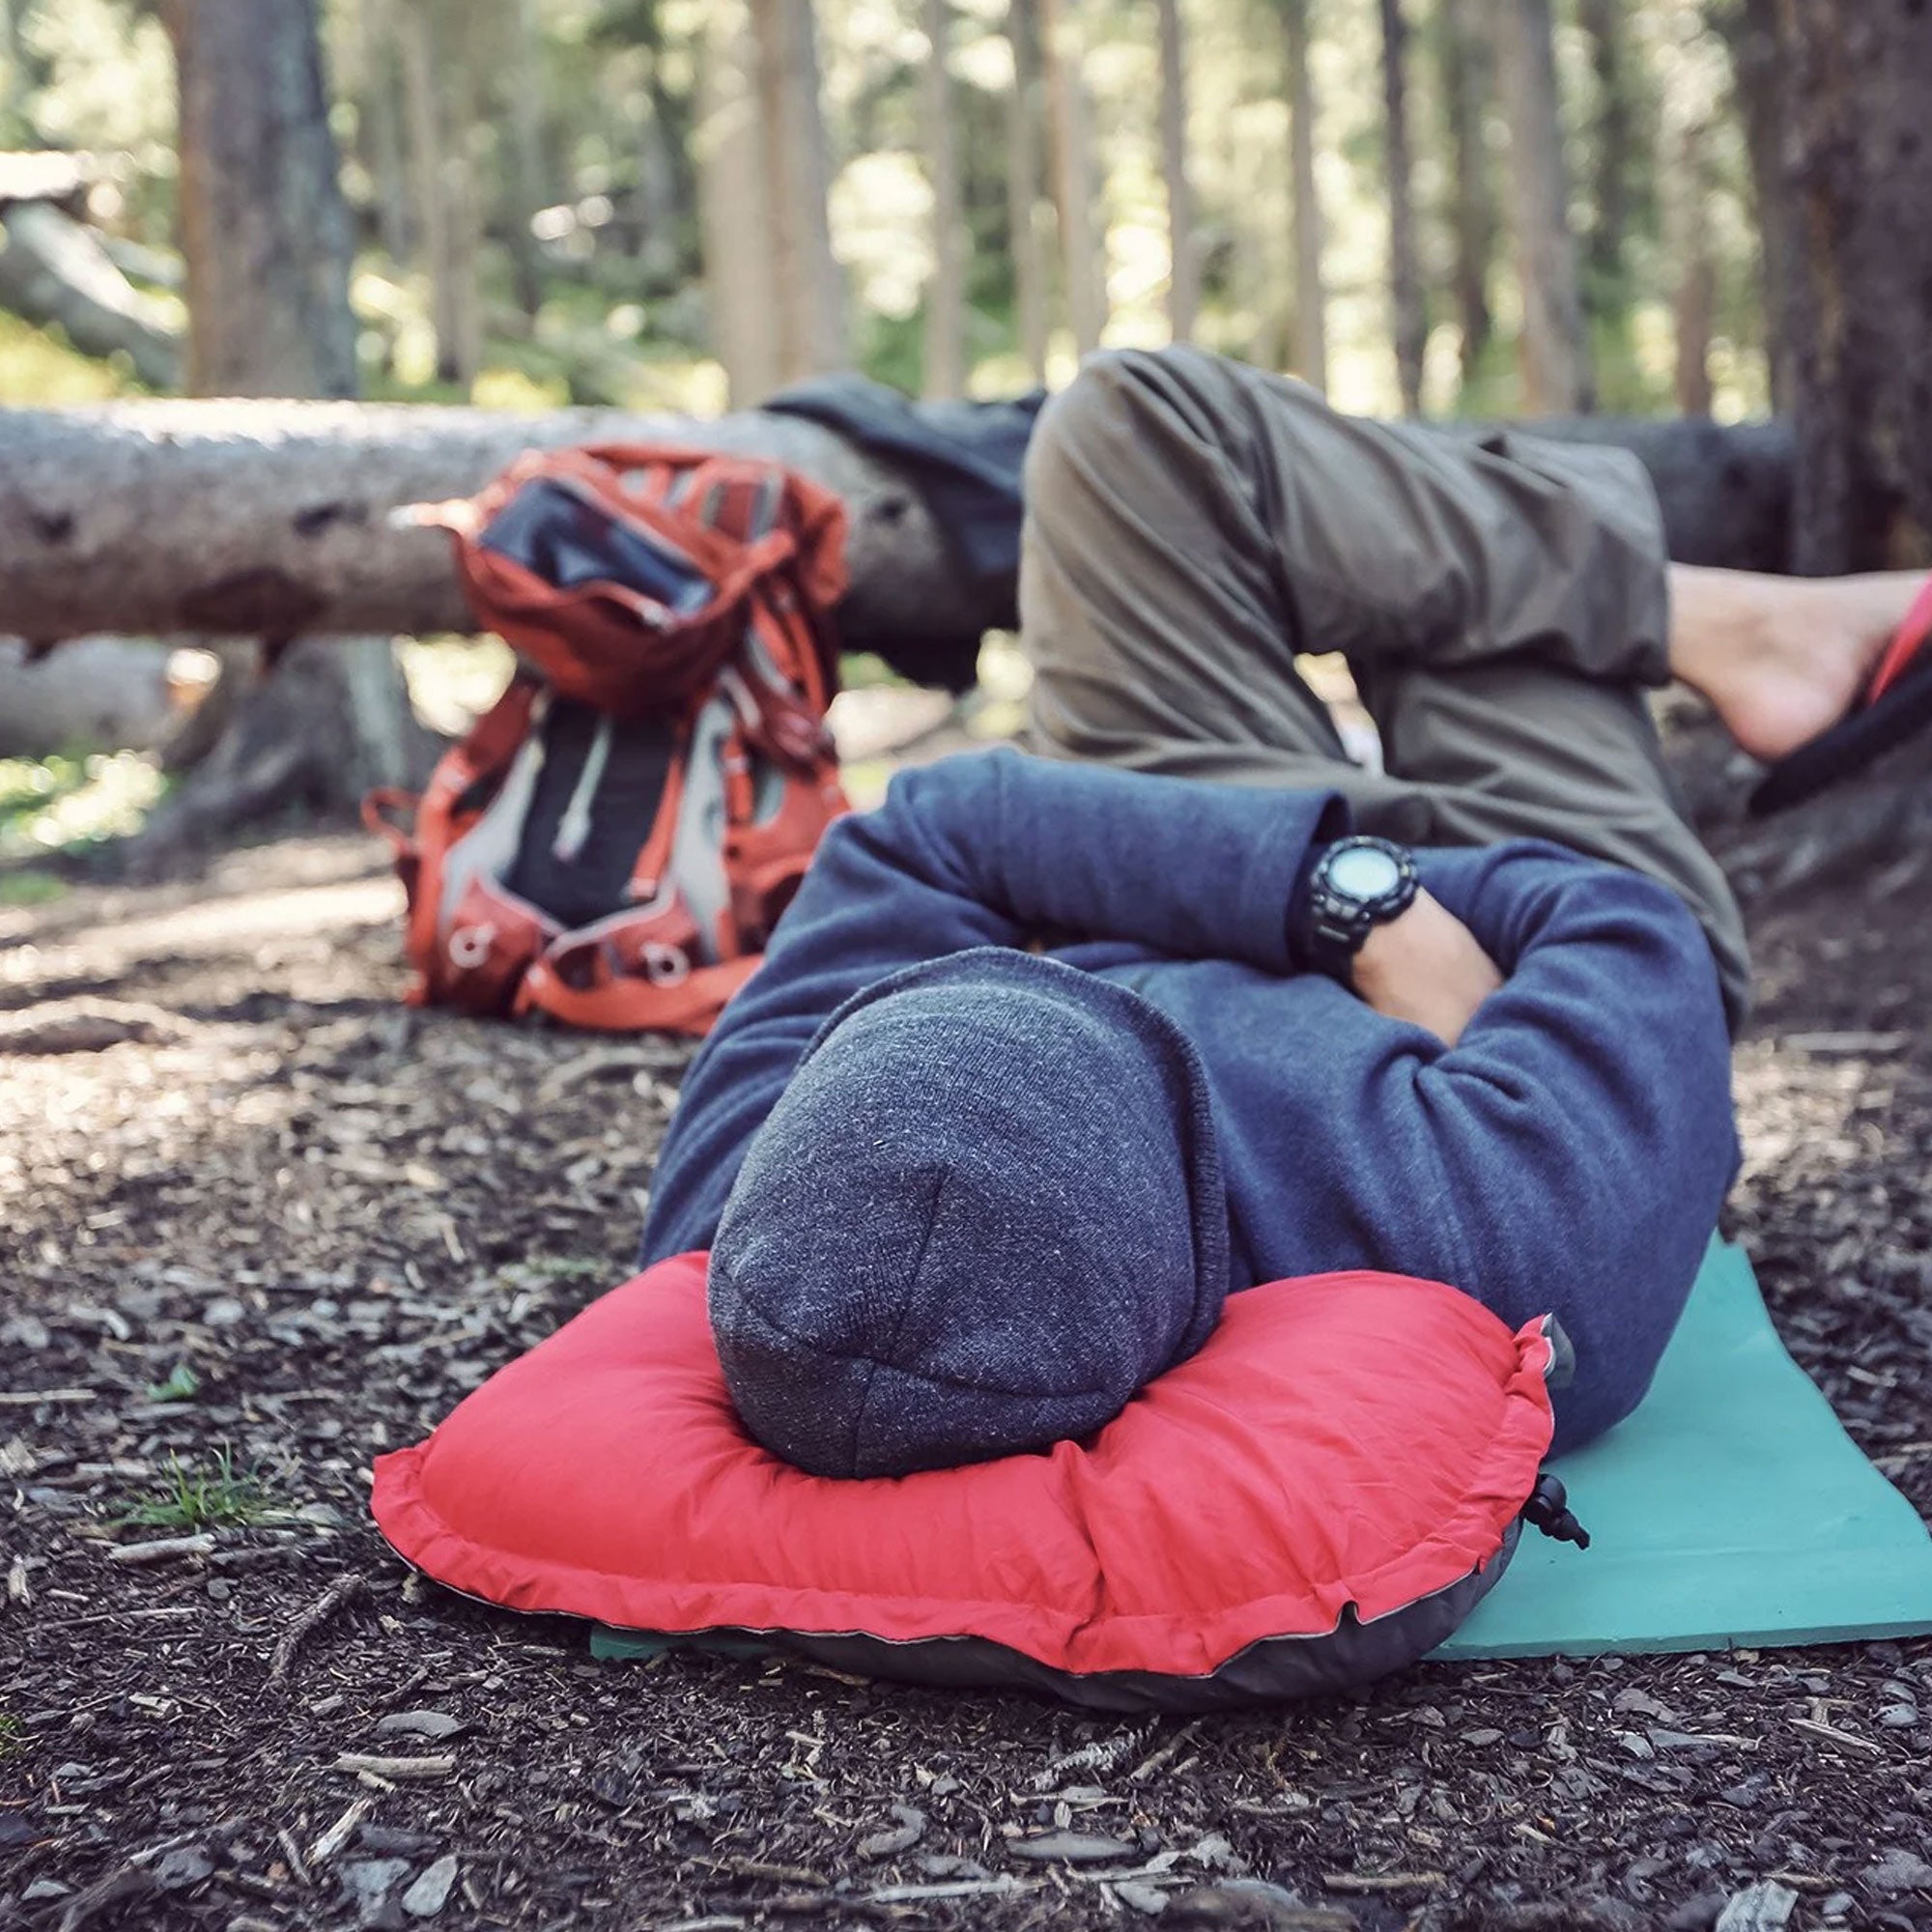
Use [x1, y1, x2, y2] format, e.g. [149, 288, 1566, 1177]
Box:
[1018, 346, 1750, 1027]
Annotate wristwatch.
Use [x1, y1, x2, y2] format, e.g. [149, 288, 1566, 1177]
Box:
[1295, 835, 1419, 981]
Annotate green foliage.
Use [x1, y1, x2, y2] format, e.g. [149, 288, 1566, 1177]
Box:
[0, 753, 168, 864]
[0, 1716, 22, 1762]
[144, 1363, 201, 1405]
[839, 651, 913, 691]
[1589, 308, 1675, 417]
[0, 754, 78, 819]
[0, 869, 67, 908]
[120, 1447, 287, 1532]
[0, 312, 140, 406]
[854, 305, 927, 401]
[15, 0, 175, 167]
[586, 0, 668, 54]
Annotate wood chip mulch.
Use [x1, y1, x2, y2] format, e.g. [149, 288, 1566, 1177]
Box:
[2, 826, 1930, 1932]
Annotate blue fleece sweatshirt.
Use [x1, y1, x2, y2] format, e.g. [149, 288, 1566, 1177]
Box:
[640, 747, 1739, 1454]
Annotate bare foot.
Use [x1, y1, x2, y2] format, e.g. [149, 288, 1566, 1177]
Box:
[1667, 565, 1928, 764]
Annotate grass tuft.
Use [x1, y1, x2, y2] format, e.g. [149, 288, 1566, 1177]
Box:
[120, 1447, 287, 1532]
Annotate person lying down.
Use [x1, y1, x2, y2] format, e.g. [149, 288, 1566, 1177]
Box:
[639, 346, 1928, 1483]
[639, 744, 1731, 1476]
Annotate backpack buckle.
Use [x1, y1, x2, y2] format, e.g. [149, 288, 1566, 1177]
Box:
[639, 940, 690, 987]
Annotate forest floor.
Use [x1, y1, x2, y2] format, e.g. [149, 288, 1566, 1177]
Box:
[3, 737, 1932, 1932]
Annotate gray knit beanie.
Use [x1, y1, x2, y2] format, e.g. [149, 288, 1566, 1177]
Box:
[707, 948, 1228, 1479]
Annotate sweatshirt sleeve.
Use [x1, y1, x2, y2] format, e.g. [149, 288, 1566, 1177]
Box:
[1406, 841, 1739, 1452]
[640, 747, 1348, 1263]
[919, 747, 1351, 970]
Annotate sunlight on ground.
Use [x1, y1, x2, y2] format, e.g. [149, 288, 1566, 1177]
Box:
[0, 873, 401, 996]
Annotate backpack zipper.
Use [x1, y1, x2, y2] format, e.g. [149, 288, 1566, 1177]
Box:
[552, 714, 613, 865]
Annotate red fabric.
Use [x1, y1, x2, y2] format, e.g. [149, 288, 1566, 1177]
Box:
[438, 445, 848, 722]
[372, 1255, 1555, 1680]
[1869, 576, 1932, 703]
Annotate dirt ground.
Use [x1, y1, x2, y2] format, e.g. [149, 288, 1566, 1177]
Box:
[4, 792, 1932, 1932]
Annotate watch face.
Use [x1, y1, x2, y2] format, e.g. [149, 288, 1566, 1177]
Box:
[1327, 843, 1403, 905]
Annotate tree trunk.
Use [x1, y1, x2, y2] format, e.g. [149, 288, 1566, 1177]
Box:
[394, 0, 483, 385]
[1577, 0, 1634, 325]
[1668, 119, 1715, 418]
[696, 0, 845, 400]
[1435, 0, 1493, 391]
[156, 641, 251, 774]
[1779, 1, 1932, 576]
[503, 0, 550, 322]
[156, 0, 433, 866]
[636, 43, 685, 288]
[1155, 0, 1198, 345]
[168, 0, 358, 400]
[1711, 0, 1793, 414]
[398, 0, 443, 285]
[1489, 0, 1592, 413]
[0, 202, 182, 388]
[355, 0, 413, 267]
[442, 68, 486, 386]
[1004, 0, 1051, 383]
[399, 0, 474, 387]
[1280, 0, 1326, 392]
[1039, 0, 1106, 357]
[750, 0, 847, 384]
[923, 0, 968, 398]
[0, 401, 1009, 688]
[0, 402, 1804, 665]
[646, 14, 698, 269]
[1378, 0, 1425, 413]
[1210, 88, 1275, 369]
[696, 0, 783, 405]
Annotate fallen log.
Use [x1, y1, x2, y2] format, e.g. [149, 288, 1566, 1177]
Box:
[1468, 414, 1796, 576]
[0, 401, 1798, 691]
[97, 233, 185, 293]
[0, 202, 181, 389]
[0, 150, 99, 213]
[0, 636, 180, 755]
[0, 399, 999, 686]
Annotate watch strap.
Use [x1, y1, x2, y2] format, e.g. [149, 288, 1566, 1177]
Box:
[1296, 837, 1418, 981]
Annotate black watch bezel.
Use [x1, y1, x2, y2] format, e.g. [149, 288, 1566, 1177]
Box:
[1302, 836, 1419, 980]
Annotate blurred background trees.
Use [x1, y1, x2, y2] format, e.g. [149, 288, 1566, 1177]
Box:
[1, 0, 1928, 861]
[0, 0, 1831, 423]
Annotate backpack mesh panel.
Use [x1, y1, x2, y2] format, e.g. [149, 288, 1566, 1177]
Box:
[506, 699, 677, 928]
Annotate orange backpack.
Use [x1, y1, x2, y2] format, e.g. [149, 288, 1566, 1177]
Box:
[365, 445, 850, 1035]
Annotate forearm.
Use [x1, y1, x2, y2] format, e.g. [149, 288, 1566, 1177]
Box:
[901, 748, 1350, 969]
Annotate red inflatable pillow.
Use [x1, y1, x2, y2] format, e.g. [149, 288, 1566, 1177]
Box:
[373, 1253, 1557, 1710]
